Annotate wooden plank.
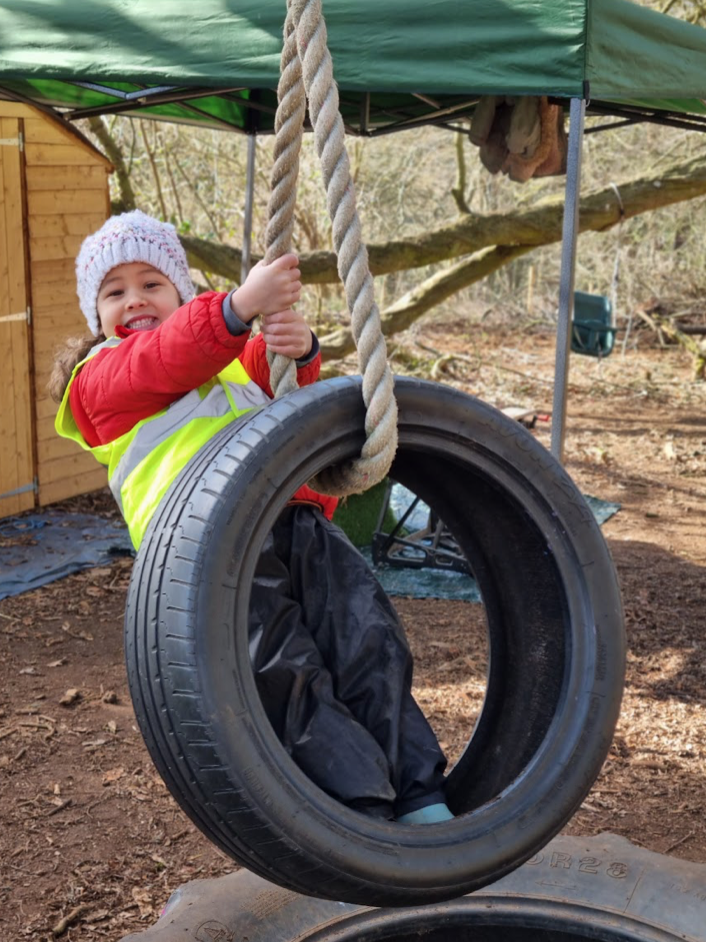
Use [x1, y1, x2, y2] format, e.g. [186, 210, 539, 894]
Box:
[34, 353, 81, 395]
[35, 412, 62, 443]
[34, 345, 87, 376]
[0, 115, 35, 520]
[38, 462, 107, 507]
[34, 364, 88, 402]
[0, 489, 34, 518]
[30, 300, 83, 323]
[36, 433, 90, 462]
[27, 165, 109, 191]
[34, 365, 62, 393]
[28, 258, 77, 288]
[24, 118, 83, 145]
[23, 117, 112, 168]
[25, 142, 106, 168]
[29, 278, 80, 308]
[33, 324, 90, 364]
[35, 402, 95, 439]
[29, 233, 86, 262]
[30, 276, 78, 302]
[26, 212, 107, 238]
[27, 188, 104, 216]
[0, 101, 34, 119]
[34, 393, 93, 427]
[38, 450, 103, 481]
[0, 126, 10, 305]
[34, 345, 85, 397]
[0, 318, 29, 508]
[0, 119, 18, 505]
[35, 394, 60, 422]
[33, 303, 84, 338]
[39, 467, 108, 507]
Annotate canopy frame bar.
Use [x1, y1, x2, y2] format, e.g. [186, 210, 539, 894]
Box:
[57, 86, 252, 123]
[73, 100, 245, 132]
[241, 134, 257, 283]
[74, 81, 181, 100]
[551, 96, 586, 462]
[587, 102, 706, 134]
[2, 77, 705, 136]
[368, 98, 481, 135]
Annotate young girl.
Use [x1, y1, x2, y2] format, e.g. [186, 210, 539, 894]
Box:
[51, 211, 452, 824]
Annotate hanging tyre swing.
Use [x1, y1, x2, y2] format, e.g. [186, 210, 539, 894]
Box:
[124, 0, 625, 909]
[125, 376, 625, 906]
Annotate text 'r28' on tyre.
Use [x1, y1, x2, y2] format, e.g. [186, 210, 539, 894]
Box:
[125, 376, 626, 907]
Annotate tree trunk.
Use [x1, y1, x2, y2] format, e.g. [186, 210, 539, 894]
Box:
[88, 117, 137, 213]
[181, 153, 706, 287]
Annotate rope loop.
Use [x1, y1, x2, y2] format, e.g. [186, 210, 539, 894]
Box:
[263, 0, 398, 496]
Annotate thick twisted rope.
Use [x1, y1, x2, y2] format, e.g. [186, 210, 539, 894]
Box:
[263, 0, 398, 496]
[264, 7, 302, 398]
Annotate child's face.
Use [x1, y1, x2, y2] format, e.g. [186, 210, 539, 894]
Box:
[96, 263, 181, 337]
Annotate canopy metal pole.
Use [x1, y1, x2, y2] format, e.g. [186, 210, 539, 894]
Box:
[550, 96, 586, 462]
[241, 134, 257, 283]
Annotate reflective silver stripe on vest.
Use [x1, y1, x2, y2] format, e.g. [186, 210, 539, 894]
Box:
[90, 337, 121, 354]
[108, 378, 270, 517]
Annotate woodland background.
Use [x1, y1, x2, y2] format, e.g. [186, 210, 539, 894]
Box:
[75, 0, 706, 379]
[2, 1, 706, 939]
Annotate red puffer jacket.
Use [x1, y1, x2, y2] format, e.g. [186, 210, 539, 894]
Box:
[69, 291, 338, 519]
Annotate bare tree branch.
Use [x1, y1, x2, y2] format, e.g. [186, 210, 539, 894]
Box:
[172, 152, 224, 241]
[318, 245, 533, 360]
[451, 131, 472, 215]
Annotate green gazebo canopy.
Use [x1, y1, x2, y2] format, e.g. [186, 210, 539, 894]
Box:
[0, 0, 705, 135]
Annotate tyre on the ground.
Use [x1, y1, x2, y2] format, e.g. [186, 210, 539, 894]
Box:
[125, 377, 625, 906]
[120, 833, 706, 942]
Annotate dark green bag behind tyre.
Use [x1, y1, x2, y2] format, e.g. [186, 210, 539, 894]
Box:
[121, 833, 706, 942]
[124, 377, 626, 906]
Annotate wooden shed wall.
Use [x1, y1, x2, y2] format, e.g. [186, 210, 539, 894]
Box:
[0, 101, 111, 517]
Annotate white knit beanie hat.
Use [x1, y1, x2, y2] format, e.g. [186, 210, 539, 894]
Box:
[76, 210, 195, 336]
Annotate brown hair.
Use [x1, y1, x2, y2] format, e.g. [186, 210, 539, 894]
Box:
[48, 332, 106, 403]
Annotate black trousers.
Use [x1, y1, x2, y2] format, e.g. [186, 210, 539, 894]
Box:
[248, 505, 448, 818]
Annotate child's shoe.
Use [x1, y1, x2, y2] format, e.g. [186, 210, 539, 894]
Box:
[396, 802, 454, 824]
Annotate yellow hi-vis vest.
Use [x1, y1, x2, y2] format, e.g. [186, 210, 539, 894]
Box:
[55, 337, 271, 549]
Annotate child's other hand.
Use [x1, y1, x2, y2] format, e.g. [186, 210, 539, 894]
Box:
[233, 254, 302, 321]
[261, 309, 313, 360]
